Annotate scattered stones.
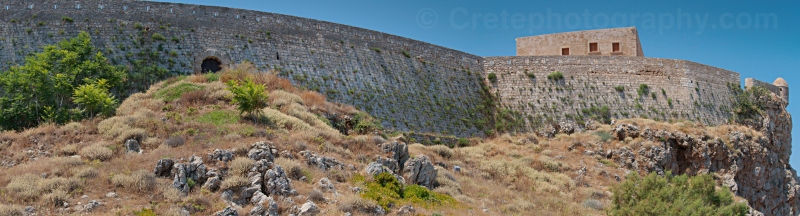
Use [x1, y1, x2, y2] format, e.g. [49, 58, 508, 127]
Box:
[105, 192, 118, 198]
[299, 150, 344, 170]
[81, 200, 102, 212]
[203, 169, 221, 192]
[124, 139, 141, 153]
[403, 155, 437, 189]
[397, 205, 415, 215]
[318, 177, 335, 192]
[248, 141, 277, 162]
[454, 166, 462, 173]
[215, 206, 239, 216]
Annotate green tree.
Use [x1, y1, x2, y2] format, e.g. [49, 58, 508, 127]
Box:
[0, 31, 126, 130]
[610, 171, 748, 216]
[226, 79, 268, 122]
[73, 79, 118, 118]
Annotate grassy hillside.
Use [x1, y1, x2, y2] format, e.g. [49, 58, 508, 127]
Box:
[0, 63, 752, 215]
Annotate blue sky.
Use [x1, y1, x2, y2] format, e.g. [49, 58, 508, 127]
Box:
[164, 0, 800, 168]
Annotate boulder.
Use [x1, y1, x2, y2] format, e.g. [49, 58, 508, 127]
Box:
[403, 155, 437, 189]
[124, 139, 141, 153]
[153, 158, 174, 177]
[365, 162, 390, 176]
[397, 205, 415, 215]
[264, 164, 296, 196]
[297, 201, 319, 216]
[249, 195, 278, 216]
[81, 200, 102, 213]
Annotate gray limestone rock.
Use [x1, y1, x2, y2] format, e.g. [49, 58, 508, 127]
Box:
[403, 155, 437, 189]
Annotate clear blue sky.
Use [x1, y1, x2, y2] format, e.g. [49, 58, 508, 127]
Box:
[163, 0, 800, 168]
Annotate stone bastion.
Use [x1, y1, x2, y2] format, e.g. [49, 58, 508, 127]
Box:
[0, 0, 787, 137]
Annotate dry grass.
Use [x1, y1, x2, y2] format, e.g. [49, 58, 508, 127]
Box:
[229, 157, 255, 177]
[220, 175, 250, 190]
[300, 91, 327, 109]
[0, 204, 24, 216]
[112, 170, 157, 193]
[80, 143, 114, 161]
[72, 166, 99, 178]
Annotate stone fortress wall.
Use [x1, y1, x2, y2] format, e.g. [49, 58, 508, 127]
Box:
[0, 0, 784, 136]
[0, 0, 490, 137]
[483, 56, 742, 130]
[516, 27, 644, 57]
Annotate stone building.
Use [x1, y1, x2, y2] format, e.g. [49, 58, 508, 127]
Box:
[516, 27, 644, 57]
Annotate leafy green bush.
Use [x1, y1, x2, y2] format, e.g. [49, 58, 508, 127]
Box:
[611, 172, 748, 216]
[72, 79, 118, 118]
[227, 79, 268, 121]
[0, 32, 126, 130]
[62, 16, 74, 23]
[156, 83, 204, 102]
[359, 172, 455, 211]
[546, 71, 564, 80]
[614, 86, 625, 92]
[526, 72, 536, 79]
[353, 112, 382, 134]
[487, 73, 498, 83]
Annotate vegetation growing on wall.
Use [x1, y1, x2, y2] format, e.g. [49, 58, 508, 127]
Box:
[729, 84, 770, 125]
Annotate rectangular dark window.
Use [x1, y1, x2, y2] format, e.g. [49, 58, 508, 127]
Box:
[561, 48, 570, 55]
[612, 43, 620, 52]
[589, 43, 598, 52]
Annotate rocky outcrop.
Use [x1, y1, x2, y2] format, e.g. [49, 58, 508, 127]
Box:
[209, 149, 235, 163]
[381, 141, 409, 169]
[248, 141, 277, 162]
[215, 206, 239, 216]
[603, 114, 797, 215]
[172, 156, 208, 193]
[124, 139, 141, 153]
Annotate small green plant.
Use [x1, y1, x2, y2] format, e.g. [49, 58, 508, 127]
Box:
[614, 86, 625, 92]
[668, 98, 673, 106]
[62, 16, 74, 23]
[151, 33, 166, 41]
[662, 88, 667, 95]
[526, 72, 536, 79]
[487, 73, 498, 83]
[360, 172, 455, 211]
[457, 138, 469, 147]
[402, 50, 411, 58]
[637, 84, 650, 97]
[134, 22, 144, 30]
[72, 79, 118, 118]
[226, 79, 269, 122]
[369, 47, 381, 53]
[651, 92, 657, 100]
[546, 71, 564, 80]
[133, 208, 157, 216]
[197, 110, 240, 126]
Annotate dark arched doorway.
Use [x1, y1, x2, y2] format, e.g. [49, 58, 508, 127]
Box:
[201, 58, 222, 73]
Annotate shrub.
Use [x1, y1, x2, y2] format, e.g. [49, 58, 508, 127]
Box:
[72, 167, 99, 178]
[112, 170, 156, 193]
[610, 172, 748, 215]
[227, 79, 268, 121]
[487, 73, 498, 83]
[0, 32, 125, 130]
[731, 86, 769, 124]
[637, 84, 650, 97]
[457, 138, 470, 147]
[614, 86, 625, 92]
[229, 157, 255, 177]
[402, 50, 411, 58]
[6, 174, 42, 201]
[369, 47, 381, 53]
[80, 144, 113, 161]
[309, 190, 325, 202]
[62, 16, 74, 23]
[72, 79, 118, 118]
[220, 175, 250, 190]
[151, 33, 166, 41]
[0, 204, 24, 216]
[361, 172, 455, 211]
[337, 195, 383, 215]
[668, 98, 674, 107]
[546, 71, 564, 80]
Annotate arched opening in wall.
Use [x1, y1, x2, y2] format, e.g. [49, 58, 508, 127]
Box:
[201, 57, 222, 73]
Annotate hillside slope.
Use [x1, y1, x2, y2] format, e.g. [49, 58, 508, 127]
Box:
[0, 64, 796, 216]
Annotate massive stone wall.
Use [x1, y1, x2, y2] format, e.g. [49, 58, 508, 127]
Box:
[483, 56, 740, 131]
[0, 0, 489, 137]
